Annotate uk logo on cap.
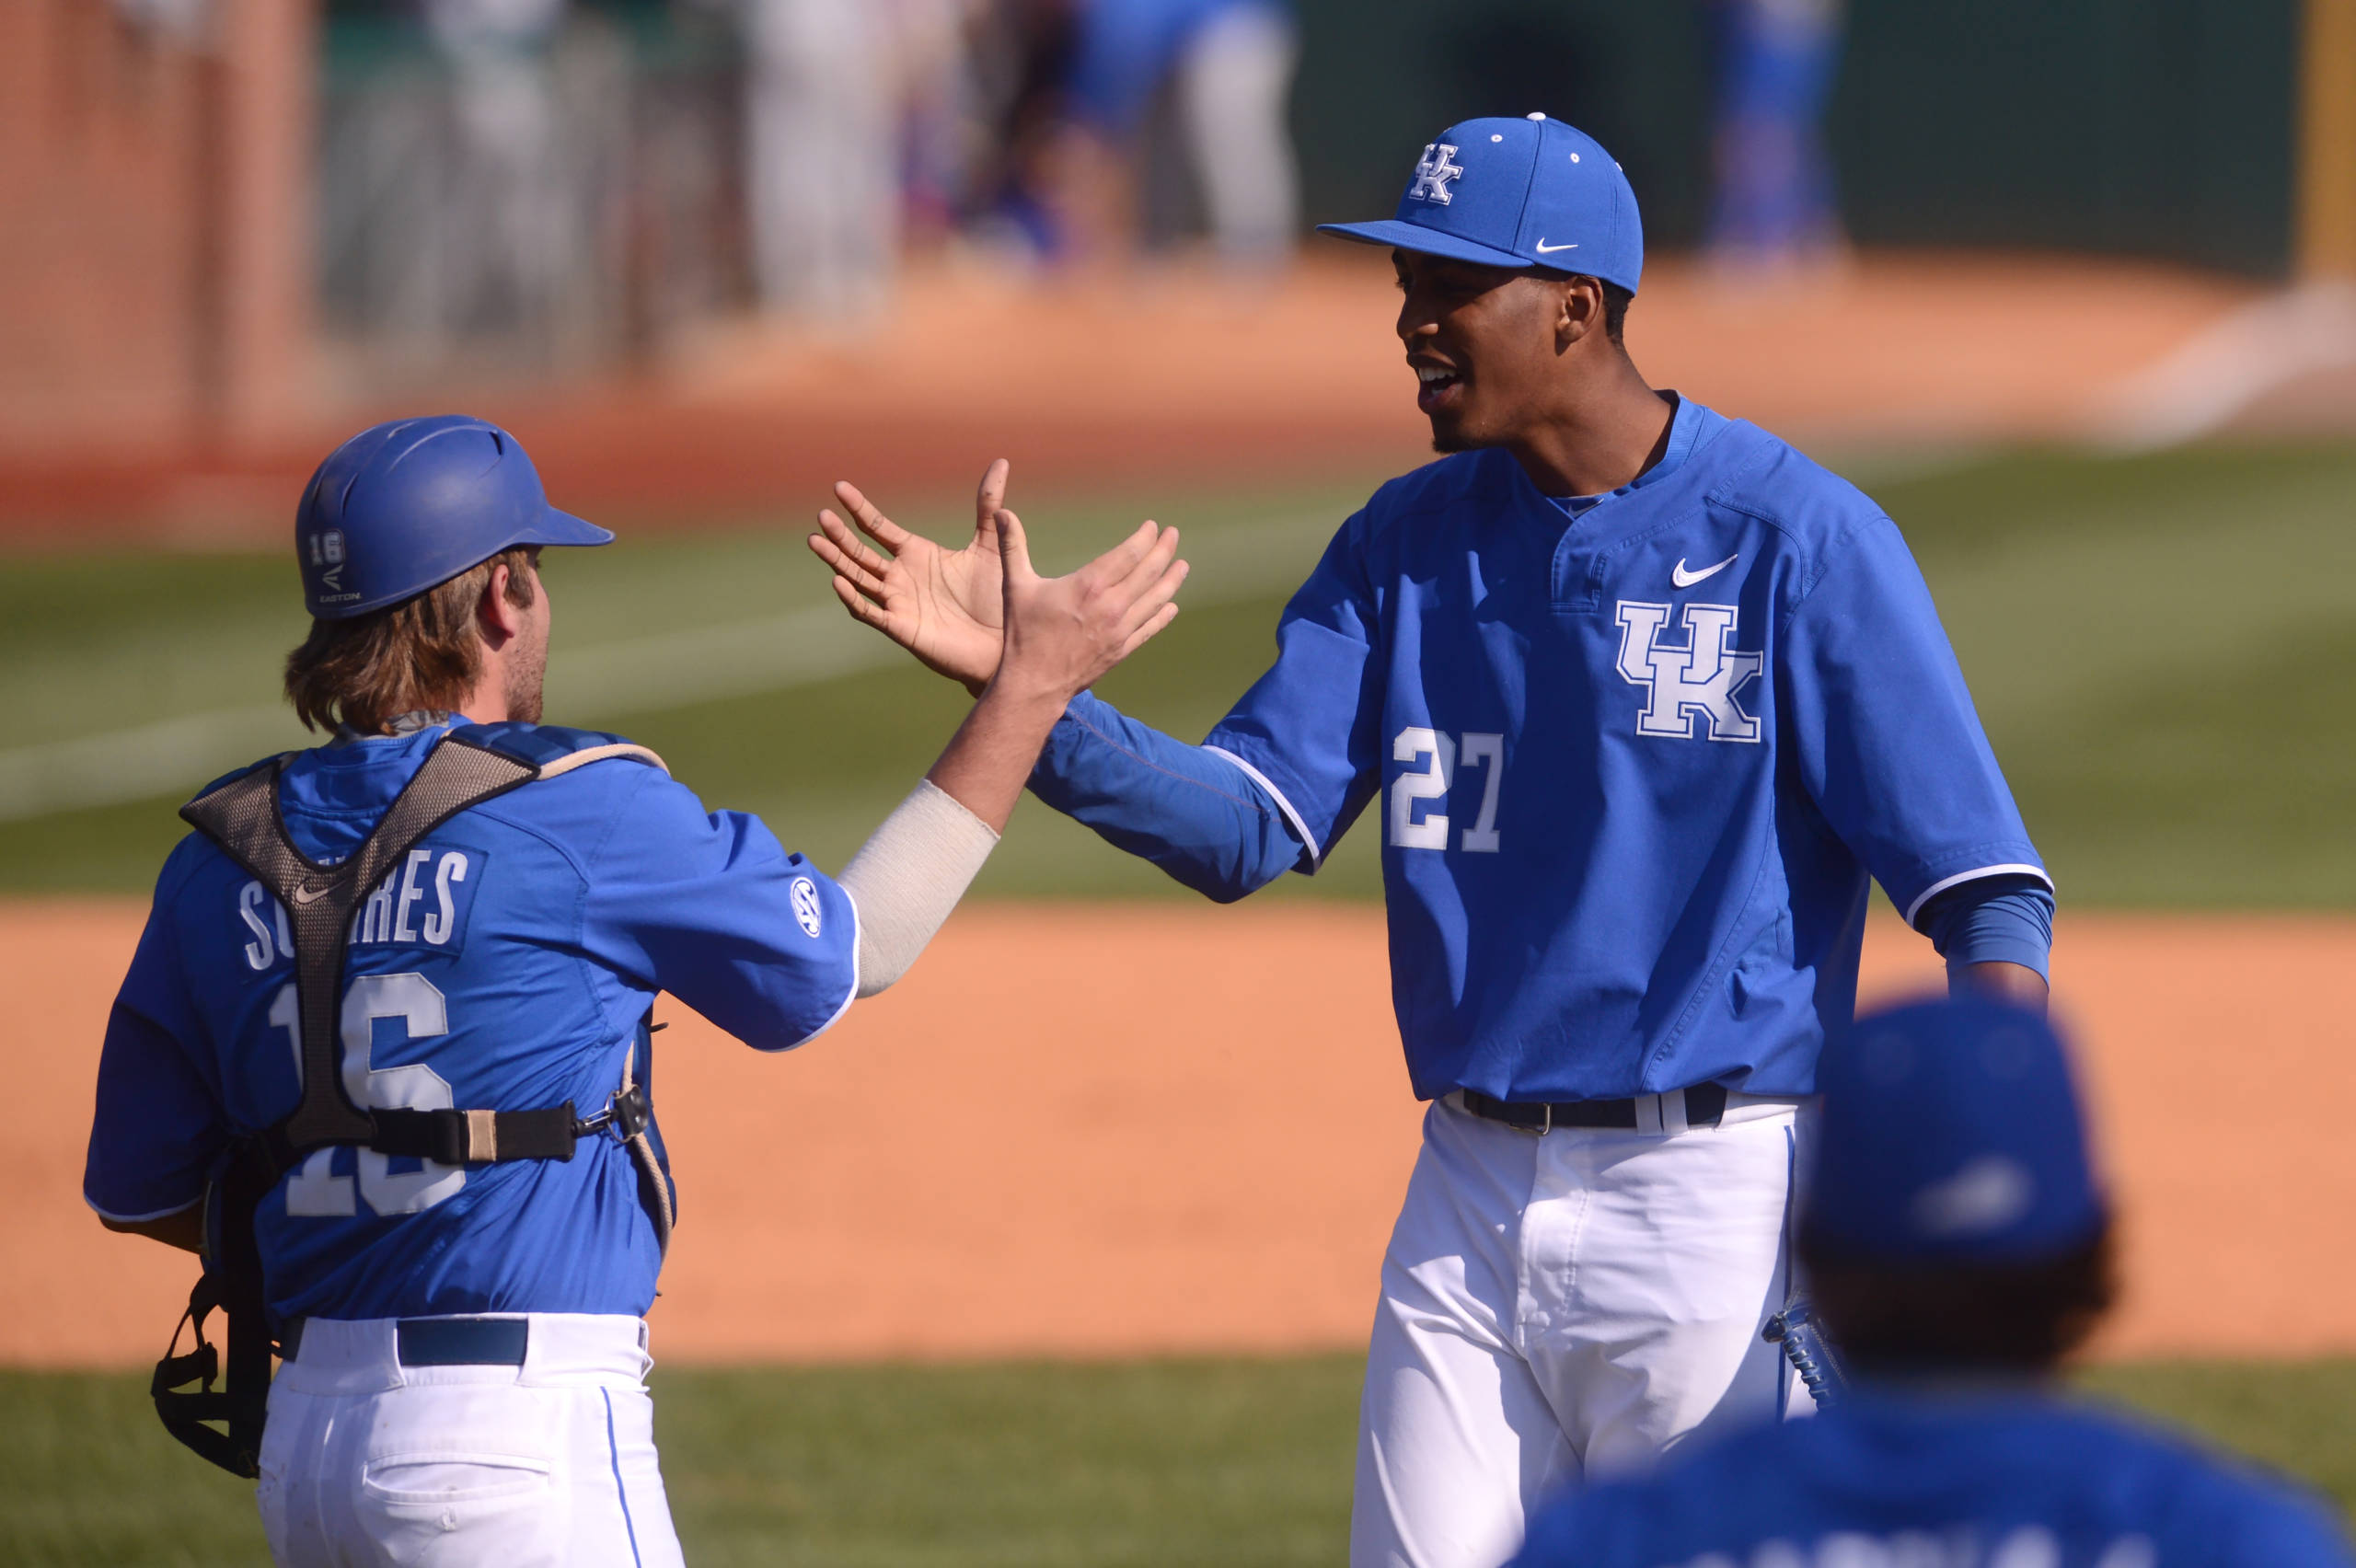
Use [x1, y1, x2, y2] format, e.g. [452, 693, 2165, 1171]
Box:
[1408, 144, 1464, 205]
[1318, 114, 1645, 294]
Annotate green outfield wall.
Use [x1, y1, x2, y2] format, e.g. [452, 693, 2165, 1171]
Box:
[1291, 0, 2300, 276]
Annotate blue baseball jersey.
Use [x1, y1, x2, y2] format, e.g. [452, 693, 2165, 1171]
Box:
[83, 722, 859, 1323]
[1198, 396, 2045, 1101]
[1508, 1389, 2355, 1568]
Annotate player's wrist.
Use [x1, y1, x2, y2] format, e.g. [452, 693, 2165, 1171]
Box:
[975, 667, 1077, 719]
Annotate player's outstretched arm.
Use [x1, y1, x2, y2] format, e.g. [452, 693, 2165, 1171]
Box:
[808, 460, 1016, 694]
[816, 461, 1310, 907]
[833, 509, 1185, 997]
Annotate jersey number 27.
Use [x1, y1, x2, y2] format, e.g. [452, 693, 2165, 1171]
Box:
[1390, 727, 1504, 854]
[265, 974, 467, 1218]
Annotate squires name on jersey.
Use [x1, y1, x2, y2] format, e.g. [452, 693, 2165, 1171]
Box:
[234, 845, 485, 972]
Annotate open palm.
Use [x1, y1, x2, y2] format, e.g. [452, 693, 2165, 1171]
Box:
[809, 460, 1013, 692]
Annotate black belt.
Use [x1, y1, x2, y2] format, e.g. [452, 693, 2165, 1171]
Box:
[1458, 1082, 1727, 1134]
[283, 1317, 530, 1367]
[399, 1318, 529, 1366]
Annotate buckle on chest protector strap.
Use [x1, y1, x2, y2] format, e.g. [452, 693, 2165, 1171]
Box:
[368, 1103, 585, 1166]
[577, 1081, 651, 1141]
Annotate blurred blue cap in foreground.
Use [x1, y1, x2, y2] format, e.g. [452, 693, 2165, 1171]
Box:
[1806, 998, 2107, 1265]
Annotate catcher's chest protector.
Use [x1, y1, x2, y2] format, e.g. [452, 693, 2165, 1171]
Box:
[155, 732, 672, 1478]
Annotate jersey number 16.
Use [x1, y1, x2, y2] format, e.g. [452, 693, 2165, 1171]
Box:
[266, 974, 467, 1218]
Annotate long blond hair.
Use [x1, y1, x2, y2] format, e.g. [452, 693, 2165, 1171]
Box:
[282, 547, 537, 734]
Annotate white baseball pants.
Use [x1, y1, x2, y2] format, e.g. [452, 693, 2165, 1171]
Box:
[256, 1314, 685, 1568]
[1351, 1092, 1814, 1568]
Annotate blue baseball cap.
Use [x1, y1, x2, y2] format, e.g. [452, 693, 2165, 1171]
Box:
[1805, 998, 2108, 1266]
[1318, 114, 1644, 294]
[295, 415, 612, 620]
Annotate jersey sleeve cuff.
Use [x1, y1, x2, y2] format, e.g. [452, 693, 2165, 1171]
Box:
[84, 1190, 203, 1226]
[1200, 745, 1324, 867]
[1900, 862, 2054, 928]
[794, 883, 860, 1048]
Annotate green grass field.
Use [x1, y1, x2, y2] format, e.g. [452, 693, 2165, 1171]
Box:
[4, 1356, 2352, 1567]
[6, 443, 2356, 903]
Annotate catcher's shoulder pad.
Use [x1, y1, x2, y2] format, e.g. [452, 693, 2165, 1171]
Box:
[451, 722, 669, 779]
[182, 754, 282, 808]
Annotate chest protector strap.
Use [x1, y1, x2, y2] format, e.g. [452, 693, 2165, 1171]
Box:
[154, 732, 672, 1478]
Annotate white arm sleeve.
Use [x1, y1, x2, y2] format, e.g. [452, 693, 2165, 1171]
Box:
[836, 778, 1000, 997]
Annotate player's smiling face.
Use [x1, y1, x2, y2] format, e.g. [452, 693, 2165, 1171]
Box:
[1393, 248, 1581, 453]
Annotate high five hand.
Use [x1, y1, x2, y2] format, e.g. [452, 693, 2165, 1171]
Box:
[990, 507, 1186, 706]
[810, 460, 1013, 693]
[919, 501, 1186, 834]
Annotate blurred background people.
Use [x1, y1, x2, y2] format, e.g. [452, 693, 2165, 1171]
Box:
[300, 0, 1312, 350]
[1056, 0, 1301, 268]
[111, 0, 211, 41]
[957, 0, 1083, 260]
[423, 0, 577, 340]
[891, 0, 978, 254]
[733, 0, 1003, 318]
[735, 0, 898, 319]
[1510, 998, 2356, 1568]
[1709, 0, 1846, 277]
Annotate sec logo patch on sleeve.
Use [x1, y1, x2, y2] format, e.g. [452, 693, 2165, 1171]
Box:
[790, 875, 824, 938]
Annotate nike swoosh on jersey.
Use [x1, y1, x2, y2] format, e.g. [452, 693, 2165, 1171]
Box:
[292, 882, 332, 905]
[1533, 239, 1578, 254]
[1671, 554, 1738, 588]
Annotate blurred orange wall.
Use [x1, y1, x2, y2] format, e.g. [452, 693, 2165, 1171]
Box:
[2304, 0, 2356, 277]
[0, 0, 312, 460]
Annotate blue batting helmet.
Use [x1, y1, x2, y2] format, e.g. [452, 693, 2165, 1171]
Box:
[294, 415, 612, 620]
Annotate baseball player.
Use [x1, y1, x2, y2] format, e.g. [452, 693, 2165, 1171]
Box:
[83, 414, 1185, 1567]
[1509, 996, 2356, 1568]
[809, 117, 2055, 1566]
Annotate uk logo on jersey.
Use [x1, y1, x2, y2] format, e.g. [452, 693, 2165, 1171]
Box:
[1614, 601, 1763, 743]
[1409, 144, 1463, 204]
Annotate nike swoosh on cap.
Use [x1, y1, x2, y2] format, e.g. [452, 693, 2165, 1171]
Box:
[1533, 239, 1578, 254]
[1671, 554, 1737, 588]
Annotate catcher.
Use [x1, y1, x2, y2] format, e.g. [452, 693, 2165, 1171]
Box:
[82, 415, 1185, 1567]
[1509, 997, 2356, 1568]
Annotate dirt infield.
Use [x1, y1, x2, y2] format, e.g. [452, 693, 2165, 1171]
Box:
[0, 249, 2260, 547]
[9, 899, 2352, 1368]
